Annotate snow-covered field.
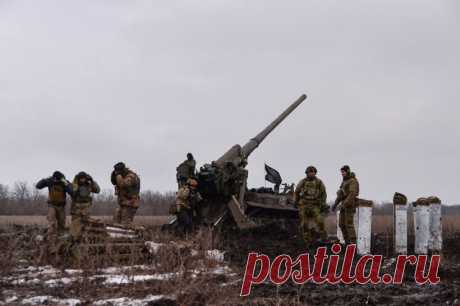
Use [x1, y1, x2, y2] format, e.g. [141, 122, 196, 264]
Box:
[0, 240, 238, 306]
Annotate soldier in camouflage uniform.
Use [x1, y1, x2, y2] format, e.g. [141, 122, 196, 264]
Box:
[175, 178, 202, 236]
[36, 171, 72, 245]
[111, 162, 141, 225]
[332, 165, 359, 245]
[294, 166, 328, 244]
[70, 171, 100, 240]
[176, 153, 196, 188]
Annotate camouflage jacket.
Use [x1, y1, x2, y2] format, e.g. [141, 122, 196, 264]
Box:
[294, 177, 327, 205]
[115, 170, 141, 207]
[36, 177, 72, 205]
[176, 159, 196, 180]
[72, 180, 100, 204]
[336, 173, 359, 208]
[176, 186, 202, 210]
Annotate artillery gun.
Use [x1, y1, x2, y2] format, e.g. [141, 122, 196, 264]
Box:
[194, 94, 307, 230]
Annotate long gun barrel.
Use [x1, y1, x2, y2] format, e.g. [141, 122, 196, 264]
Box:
[241, 94, 307, 158]
[215, 94, 307, 167]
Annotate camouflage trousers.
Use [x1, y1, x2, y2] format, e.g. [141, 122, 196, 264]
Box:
[47, 204, 66, 242]
[176, 207, 193, 237]
[339, 206, 356, 244]
[298, 203, 327, 244]
[113, 205, 137, 225]
[70, 202, 91, 240]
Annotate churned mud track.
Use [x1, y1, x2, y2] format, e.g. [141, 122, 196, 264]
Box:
[221, 223, 460, 305]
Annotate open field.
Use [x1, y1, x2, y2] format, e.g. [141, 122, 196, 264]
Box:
[0, 222, 459, 305]
[0, 216, 171, 227]
[1, 214, 459, 305]
[2, 214, 459, 233]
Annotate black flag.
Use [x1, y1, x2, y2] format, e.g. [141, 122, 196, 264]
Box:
[264, 164, 282, 185]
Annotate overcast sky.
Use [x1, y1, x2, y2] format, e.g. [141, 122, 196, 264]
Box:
[0, 0, 459, 204]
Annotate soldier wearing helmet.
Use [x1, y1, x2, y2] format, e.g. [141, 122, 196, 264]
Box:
[294, 165, 328, 245]
[332, 165, 360, 244]
[111, 162, 141, 225]
[176, 153, 196, 188]
[70, 171, 100, 240]
[174, 177, 202, 236]
[36, 171, 72, 250]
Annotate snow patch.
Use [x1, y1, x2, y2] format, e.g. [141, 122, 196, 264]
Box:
[102, 273, 177, 285]
[93, 295, 166, 306]
[206, 250, 225, 262]
[21, 296, 80, 306]
[145, 241, 164, 254]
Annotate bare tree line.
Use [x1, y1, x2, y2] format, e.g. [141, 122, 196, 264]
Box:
[0, 182, 174, 216]
[0, 182, 459, 216]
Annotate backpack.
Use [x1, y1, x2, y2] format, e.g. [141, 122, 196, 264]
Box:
[126, 172, 141, 197]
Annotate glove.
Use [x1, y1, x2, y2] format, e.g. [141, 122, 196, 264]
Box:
[320, 203, 330, 214]
[331, 199, 340, 212]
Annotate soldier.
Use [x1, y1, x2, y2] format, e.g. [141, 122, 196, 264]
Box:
[175, 178, 202, 236]
[176, 153, 196, 188]
[36, 171, 72, 244]
[70, 171, 100, 240]
[111, 162, 141, 225]
[294, 166, 328, 244]
[332, 165, 360, 245]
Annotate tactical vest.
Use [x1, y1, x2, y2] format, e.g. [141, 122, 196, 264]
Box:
[73, 184, 92, 203]
[340, 177, 359, 199]
[48, 183, 66, 204]
[299, 179, 322, 202]
[121, 172, 141, 198]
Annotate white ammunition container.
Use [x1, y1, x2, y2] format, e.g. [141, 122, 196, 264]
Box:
[429, 198, 442, 253]
[336, 199, 371, 255]
[393, 201, 408, 254]
[414, 199, 431, 254]
[356, 199, 373, 255]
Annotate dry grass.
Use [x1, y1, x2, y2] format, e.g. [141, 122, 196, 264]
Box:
[0, 215, 170, 227]
[1, 214, 459, 234]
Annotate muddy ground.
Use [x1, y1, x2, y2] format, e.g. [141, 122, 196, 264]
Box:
[221, 223, 460, 305]
[0, 223, 459, 305]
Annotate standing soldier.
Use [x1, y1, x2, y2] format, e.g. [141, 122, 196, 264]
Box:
[175, 178, 202, 236]
[176, 153, 196, 188]
[332, 165, 359, 245]
[36, 171, 72, 245]
[70, 171, 100, 240]
[294, 166, 328, 245]
[111, 162, 141, 225]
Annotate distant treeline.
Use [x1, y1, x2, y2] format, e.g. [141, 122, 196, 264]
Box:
[0, 182, 173, 216]
[0, 182, 459, 216]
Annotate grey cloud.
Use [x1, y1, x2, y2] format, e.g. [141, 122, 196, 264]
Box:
[0, 0, 459, 203]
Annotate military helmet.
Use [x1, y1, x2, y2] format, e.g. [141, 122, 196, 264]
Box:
[52, 171, 64, 180]
[305, 166, 317, 174]
[114, 162, 126, 172]
[187, 153, 194, 160]
[186, 178, 198, 188]
[76, 171, 89, 180]
[341, 165, 350, 172]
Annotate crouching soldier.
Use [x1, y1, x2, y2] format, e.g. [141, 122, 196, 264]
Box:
[332, 165, 359, 245]
[175, 178, 202, 237]
[70, 172, 100, 240]
[111, 162, 141, 225]
[294, 166, 328, 245]
[36, 171, 72, 245]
